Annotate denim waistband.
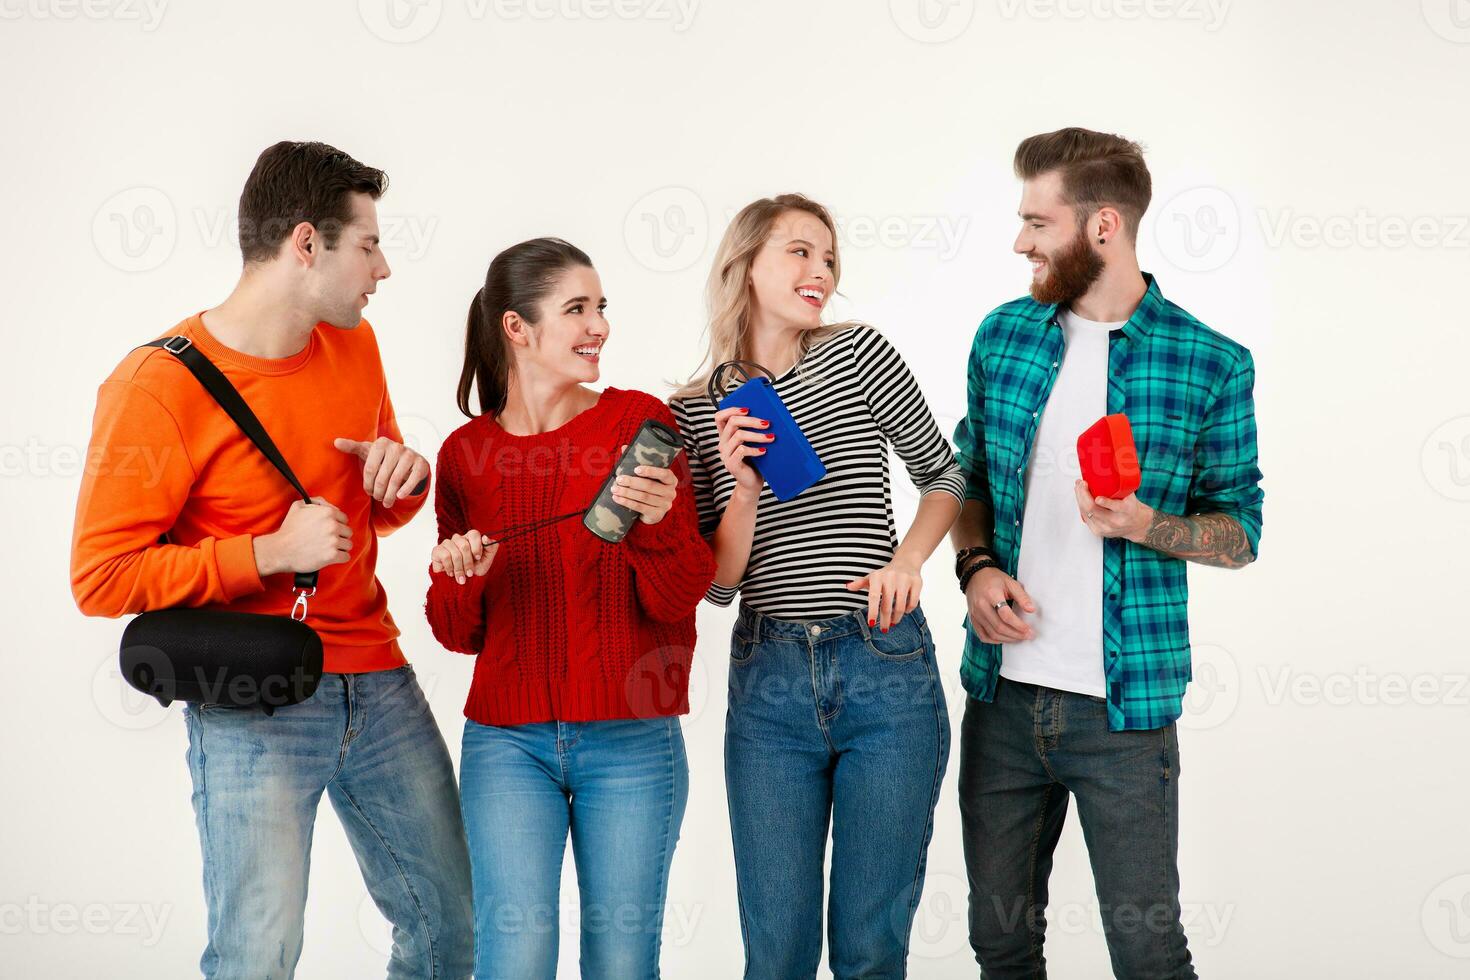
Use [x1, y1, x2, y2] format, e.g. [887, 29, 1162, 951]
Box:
[735, 603, 928, 644]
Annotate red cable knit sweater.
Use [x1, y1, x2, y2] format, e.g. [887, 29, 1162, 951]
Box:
[424, 387, 716, 726]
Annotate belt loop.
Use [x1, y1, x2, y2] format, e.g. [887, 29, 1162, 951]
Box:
[854, 607, 872, 642]
[749, 608, 762, 644]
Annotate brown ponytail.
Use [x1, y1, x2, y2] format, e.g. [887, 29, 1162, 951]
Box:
[455, 237, 593, 419]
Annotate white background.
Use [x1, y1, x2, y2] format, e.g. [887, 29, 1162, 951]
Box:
[3, 0, 1468, 976]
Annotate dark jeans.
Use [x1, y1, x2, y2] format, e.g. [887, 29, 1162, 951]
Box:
[726, 603, 950, 980]
[959, 678, 1196, 980]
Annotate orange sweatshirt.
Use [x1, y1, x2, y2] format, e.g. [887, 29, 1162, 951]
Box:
[70, 312, 428, 673]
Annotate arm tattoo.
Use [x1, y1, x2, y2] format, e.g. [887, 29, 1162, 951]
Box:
[1141, 512, 1255, 569]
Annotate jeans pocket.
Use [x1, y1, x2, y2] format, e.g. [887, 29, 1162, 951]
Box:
[730, 627, 758, 666]
[862, 615, 927, 662]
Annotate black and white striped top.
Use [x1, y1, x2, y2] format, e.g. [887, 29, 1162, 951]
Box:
[670, 324, 965, 621]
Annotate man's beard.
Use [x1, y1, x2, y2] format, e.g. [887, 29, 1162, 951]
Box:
[1030, 227, 1105, 306]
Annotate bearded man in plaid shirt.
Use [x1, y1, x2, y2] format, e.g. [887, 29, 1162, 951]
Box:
[950, 128, 1264, 980]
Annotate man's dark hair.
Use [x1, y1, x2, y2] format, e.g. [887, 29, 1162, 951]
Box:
[237, 141, 388, 263]
[1014, 127, 1151, 239]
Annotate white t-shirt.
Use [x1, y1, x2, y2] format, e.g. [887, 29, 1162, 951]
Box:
[999, 309, 1123, 698]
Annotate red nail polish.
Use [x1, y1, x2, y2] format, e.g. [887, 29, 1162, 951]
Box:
[760, 420, 769, 427]
[869, 619, 875, 626]
[882, 627, 889, 633]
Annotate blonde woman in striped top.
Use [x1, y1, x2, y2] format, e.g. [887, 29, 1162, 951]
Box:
[671, 194, 963, 979]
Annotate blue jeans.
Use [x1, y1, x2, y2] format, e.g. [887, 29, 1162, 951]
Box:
[182, 665, 473, 979]
[959, 678, 1196, 979]
[459, 716, 688, 979]
[725, 603, 950, 980]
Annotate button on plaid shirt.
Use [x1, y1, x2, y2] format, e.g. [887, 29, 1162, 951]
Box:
[954, 274, 1263, 731]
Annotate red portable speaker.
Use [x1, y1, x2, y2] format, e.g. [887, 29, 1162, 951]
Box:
[1077, 413, 1141, 499]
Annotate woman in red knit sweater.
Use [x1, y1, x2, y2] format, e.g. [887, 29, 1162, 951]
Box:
[423, 238, 715, 979]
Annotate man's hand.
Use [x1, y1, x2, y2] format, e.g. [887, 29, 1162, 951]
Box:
[611, 447, 678, 526]
[846, 558, 923, 632]
[432, 530, 499, 586]
[1075, 479, 1255, 567]
[1074, 480, 1154, 543]
[334, 437, 429, 509]
[254, 497, 352, 577]
[964, 566, 1037, 644]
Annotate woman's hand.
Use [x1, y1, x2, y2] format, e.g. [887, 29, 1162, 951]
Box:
[713, 406, 771, 494]
[611, 448, 678, 525]
[845, 558, 923, 632]
[431, 530, 499, 585]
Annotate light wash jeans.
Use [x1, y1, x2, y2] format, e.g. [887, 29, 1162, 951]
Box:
[182, 664, 473, 979]
[458, 716, 689, 980]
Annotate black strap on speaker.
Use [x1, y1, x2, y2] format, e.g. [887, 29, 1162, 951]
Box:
[705, 359, 776, 405]
[140, 336, 319, 610]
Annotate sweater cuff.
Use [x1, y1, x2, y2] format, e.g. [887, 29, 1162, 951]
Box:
[624, 514, 683, 553]
[218, 533, 265, 601]
[429, 536, 511, 599]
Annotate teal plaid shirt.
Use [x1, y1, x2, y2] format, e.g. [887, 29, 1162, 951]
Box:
[954, 274, 1263, 731]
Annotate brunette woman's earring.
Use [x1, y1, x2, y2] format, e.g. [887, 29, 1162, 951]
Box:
[1098, 236, 1106, 244]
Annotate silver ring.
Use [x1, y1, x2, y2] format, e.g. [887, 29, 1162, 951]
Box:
[993, 601, 1008, 612]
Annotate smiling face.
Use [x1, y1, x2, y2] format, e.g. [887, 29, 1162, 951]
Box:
[747, 209, 835, 332]
[305, 191, 392, 328]
[510, 263, 608, 386]
[1013, 170, 1104, 306]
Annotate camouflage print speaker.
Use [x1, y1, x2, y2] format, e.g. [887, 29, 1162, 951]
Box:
[583, 419, 685, 543]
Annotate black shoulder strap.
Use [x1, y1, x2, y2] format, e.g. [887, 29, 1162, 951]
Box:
[142, 336, 317, 592]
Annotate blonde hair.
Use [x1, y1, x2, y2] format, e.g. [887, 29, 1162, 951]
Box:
[673, 193, 859, 401]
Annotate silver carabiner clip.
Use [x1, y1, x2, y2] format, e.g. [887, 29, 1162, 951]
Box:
[291, 587, 316, 622]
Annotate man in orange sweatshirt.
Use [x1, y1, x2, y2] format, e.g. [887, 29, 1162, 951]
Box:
[70, 141, 472, 979]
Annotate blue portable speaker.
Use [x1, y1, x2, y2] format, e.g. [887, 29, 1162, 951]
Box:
[707, 360, 826, 501]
